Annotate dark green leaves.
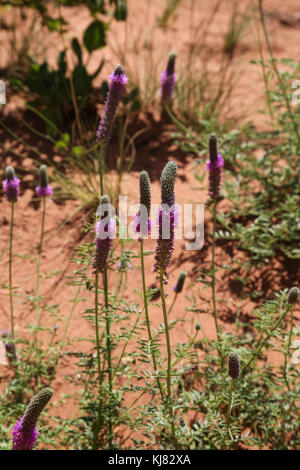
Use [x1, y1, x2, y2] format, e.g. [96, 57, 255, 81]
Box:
[83, 20, 107, 53]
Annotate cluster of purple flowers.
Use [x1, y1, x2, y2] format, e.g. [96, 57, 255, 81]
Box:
[161, 52, 177, 106]
[36, 164, 53, 197]
[2, 164, 53, 203]
[12, 387, 53, 450]
[154, 161, 178, 284]
[96, 64, 128, 143]
[92, 195, 116, 273]
[3, 166, 20, 203]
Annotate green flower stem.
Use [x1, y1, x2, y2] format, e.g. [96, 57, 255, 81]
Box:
[226, 379, 235, 425]
[283, 305, 295, 391]
[9, 201, 15, 340]
[103, 268, 113, 449]
[211, 199, 223, 368]
[34, 195, 46, 344]
[168, 292, 178, 316]
[241, 304, 291, 376]
[159, 272, 178, 449]
[141, 240, 164, 399]
[99, 143, 107, 197]
[92, 272, 105, 450]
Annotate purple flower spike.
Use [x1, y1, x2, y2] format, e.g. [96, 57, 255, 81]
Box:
[3, 166, 20, 203]
[96, 64, 128, 143]
[1, 329, 17, 364]
[36, 165, 53, 198]
[36, 186, 53, 197]
[12, 418, 39, 450]
[92, 195, 116, 273]
[154, 161, 178, 284]
[161, 52, 177, 106]
[207, 134, 224, 200]
[12, 387, 53, 450]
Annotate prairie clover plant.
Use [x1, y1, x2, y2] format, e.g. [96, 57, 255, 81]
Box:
[12, 388, 53, 450]
[154, 161, 178, 448]
[135, 171, 164, 399]
[92, 195, 116, 449]
[207, 134, 224, 368]
[3, 166, 20, 341]
[96, 65, 128, 196]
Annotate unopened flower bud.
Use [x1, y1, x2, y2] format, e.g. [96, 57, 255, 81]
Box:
[228, 352, 240, 380]
[287, 287, 299, 305]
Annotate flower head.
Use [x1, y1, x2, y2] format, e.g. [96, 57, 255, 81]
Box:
[161, 52, 177, 106]
[3, 166, 20, 203]
[36, 165, 53, 198]
[287, 286, 299, 305]
[154, 161, 178, 283]
[228, 352, 240, 380]
[172, 271, 187, 294]
[207, 134, 224, 200]
[96, 65, 128, 143]
[92, 195, 115, 273]
[12, 387, 53, 450]
[134, 170, 152, 239]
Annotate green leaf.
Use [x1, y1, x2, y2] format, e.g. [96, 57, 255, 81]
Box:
[83, 20, 107, 53]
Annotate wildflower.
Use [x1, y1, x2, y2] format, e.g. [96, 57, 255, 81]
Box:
[96, 64, 128, 143]
[207, 134, 224, 200]
[228, 352, 240, 380]
[172, 271, 187, 294]
[92, 195, 115, 273]
[287, 286, 299, 305]
[1, 329, 16, 364]
[36, 165, 53, 198]
[161, 52, 177, 106]
[195, 322, 201, 331]
[12, 387, 53, 450]
[134, 170, 152, 239]
[154, 161, 178, 283]
[3, 166, 20, 203]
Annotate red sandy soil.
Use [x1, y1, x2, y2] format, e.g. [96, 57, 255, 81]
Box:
[0, 0, 300, 447]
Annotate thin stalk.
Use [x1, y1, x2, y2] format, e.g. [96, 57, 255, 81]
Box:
[34, 196, 46, 344]
[92, 272, 104, 450]
[168, 292, 178, 316]
[226, 379, 235, 424]
[103, 269, 113, 449]
[9, 202, 15, 340]
[211, 199, 223, 368]
[283, 306, 295, 391]
[159, 272, 178, 449]
[99, 143, 107, 197]
[140, 240, 164, 399]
